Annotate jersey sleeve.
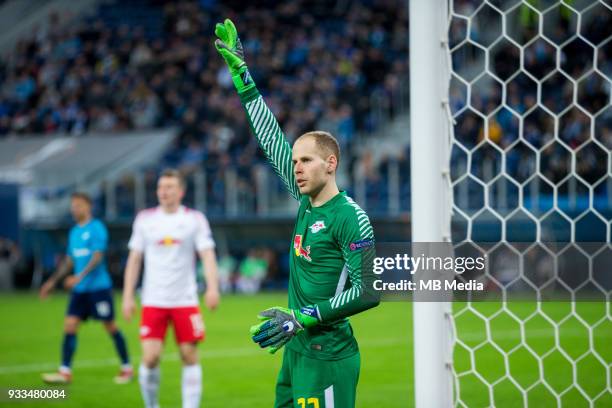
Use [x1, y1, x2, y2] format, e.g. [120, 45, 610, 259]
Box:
[128, 214, 145, 252]
[90, 221, 108, 252]
[316, 206, 380, 322]
[239, 87, 300, 201]
[194, 212, 215, 251]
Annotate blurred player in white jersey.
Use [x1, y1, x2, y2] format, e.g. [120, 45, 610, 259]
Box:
[121, 169, 220, 408]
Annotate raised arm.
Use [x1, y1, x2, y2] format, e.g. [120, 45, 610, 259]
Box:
[215, 19, 300, 200]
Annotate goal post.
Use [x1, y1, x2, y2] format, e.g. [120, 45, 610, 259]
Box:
[410, 0, 611, 407]
[410, 1, 454, 407]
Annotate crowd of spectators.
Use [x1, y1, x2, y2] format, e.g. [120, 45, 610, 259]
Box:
[0, 0, 608, 217]
[0, 0, 409, 214]
[449, 0, 610, 213]
[0, 1, 425, 291]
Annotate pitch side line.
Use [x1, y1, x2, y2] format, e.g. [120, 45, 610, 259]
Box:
[0, 347, 258, 375]
[1, 338, 405, 375]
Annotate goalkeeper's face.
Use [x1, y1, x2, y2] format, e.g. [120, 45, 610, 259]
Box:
[292, 136, 337, 196]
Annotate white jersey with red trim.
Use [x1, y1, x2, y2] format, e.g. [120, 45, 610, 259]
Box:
[128, 206, 215, 307]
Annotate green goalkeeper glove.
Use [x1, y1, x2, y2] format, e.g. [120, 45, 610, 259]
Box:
[214, 18, 255, 93]
[250, 306, 320, 354]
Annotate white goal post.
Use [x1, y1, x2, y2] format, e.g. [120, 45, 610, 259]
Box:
[410, 1, 454, 407]
[410, 0, 611, 407]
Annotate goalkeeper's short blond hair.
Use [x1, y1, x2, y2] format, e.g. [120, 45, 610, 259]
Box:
[297, 131, 341, 165]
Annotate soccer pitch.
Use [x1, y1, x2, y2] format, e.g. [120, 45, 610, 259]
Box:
[0, 293, 609, 407]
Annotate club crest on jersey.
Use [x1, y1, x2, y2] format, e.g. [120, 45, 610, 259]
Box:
[309, 220, 326, 233]
[293, 235, 311, 262]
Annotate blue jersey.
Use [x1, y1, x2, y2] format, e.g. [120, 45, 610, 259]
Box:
[67, 219, 112, 293]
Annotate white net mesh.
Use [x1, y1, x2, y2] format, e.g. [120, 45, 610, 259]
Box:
[447, 0, 611, 406]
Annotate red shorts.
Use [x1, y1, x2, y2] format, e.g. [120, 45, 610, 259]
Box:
[140, 306, 205, 343]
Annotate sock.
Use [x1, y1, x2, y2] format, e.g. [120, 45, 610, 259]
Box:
[110, 330, 130, 366]
[59, 365, 71, 375]
[61, 333, 77, 369]
[139, 364, 160, 408]
[181, 364, 202, 408]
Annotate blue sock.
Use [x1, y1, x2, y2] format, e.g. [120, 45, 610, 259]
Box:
[111, 330, 130, 365]
[61, 333, 77, 369]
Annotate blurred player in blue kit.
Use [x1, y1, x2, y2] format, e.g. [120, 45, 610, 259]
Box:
[39, 192, 132, 384]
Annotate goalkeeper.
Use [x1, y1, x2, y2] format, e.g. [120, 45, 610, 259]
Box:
[215, 19, 380, 407]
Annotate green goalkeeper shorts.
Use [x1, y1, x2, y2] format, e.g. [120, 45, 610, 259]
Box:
[275, 347, 360, 408]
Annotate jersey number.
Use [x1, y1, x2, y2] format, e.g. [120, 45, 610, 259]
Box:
[297, 397, 319, 408]
[190, 313, 204, 336]
[95, 301, 110, 317]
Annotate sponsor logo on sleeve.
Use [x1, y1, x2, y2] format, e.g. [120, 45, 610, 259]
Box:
[349, 239, 374, 251]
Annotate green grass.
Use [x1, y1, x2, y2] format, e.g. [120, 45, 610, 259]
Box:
[453, 302, 612, 407]
[0, 293, 609, 407]
[0, 293, 409, 408]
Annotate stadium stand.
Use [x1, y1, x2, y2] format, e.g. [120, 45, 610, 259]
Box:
[0, 0, 410, 215]
[0, 0, 607, 218]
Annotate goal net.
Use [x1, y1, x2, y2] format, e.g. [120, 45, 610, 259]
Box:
[447, 0, 611, 406]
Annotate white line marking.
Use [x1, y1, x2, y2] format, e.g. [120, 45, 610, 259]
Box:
[0, 327, 597, 375]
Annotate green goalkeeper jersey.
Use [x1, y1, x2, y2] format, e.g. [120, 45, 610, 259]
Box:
[239, 87, 378, 361]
